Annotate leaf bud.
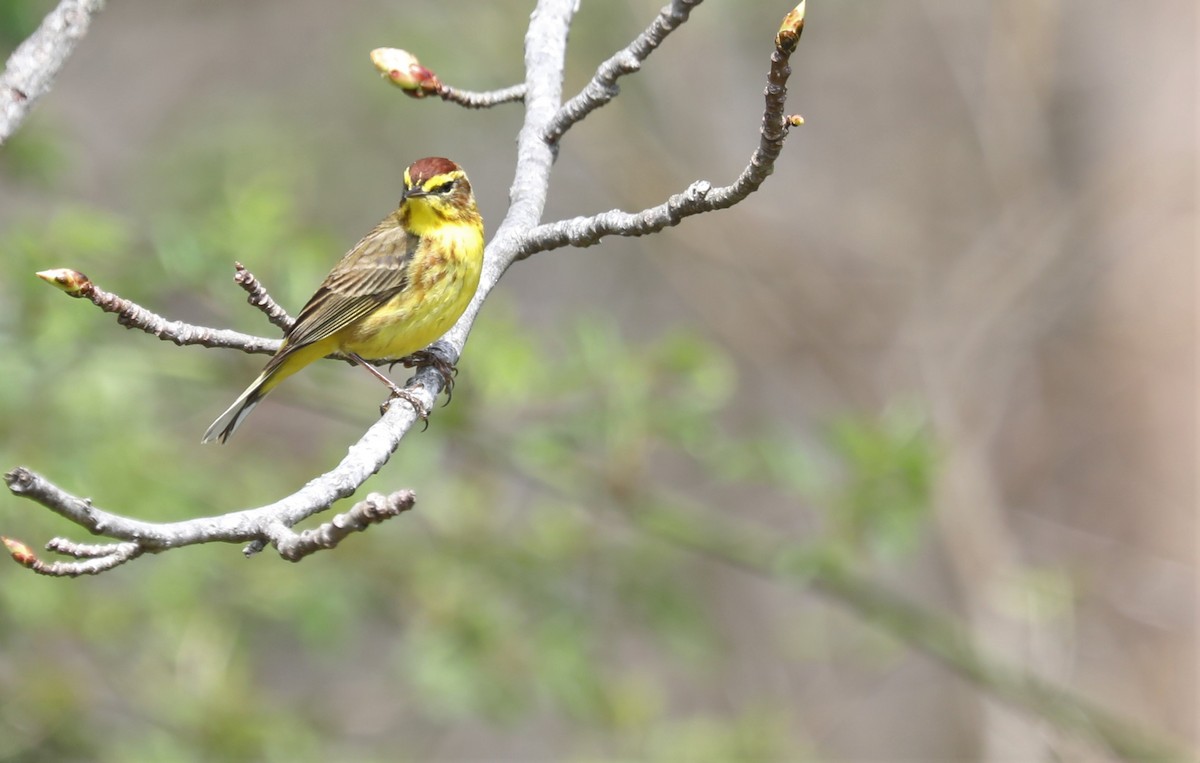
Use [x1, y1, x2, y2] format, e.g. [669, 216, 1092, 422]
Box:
[370, 48, 443, 98]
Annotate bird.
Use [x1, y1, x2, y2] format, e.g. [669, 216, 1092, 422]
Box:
[202, 156, 485, 444]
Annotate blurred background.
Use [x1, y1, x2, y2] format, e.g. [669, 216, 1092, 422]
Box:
[0, 1, 1194, 760]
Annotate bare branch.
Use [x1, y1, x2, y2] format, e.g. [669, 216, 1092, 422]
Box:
[0, 0, 105, 147]
[34, 266, 414, 369]
[35, 268, 281, 356]
[1, 483, 415, 574]
[613, 495, 1193, 763]
[234, 261, 295, 331]
[3, 382, 430, 557]
[48, 540, 140, 576]
[521, 1, 806, 258]
[543, 0, 702, 144]
[44, 538, 126, 558]
[268, 491, 416, 562]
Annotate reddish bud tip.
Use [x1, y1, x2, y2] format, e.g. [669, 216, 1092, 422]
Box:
[35, 268, 92, 295]
[2, 537, 38, 567]
[370, 48, 443, 96]
[778, 1, 806, 50]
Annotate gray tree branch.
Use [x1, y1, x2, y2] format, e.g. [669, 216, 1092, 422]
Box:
[0, 0, 105, 147]
[2, 466, 416, 574]
[620, 496, 1194, 763]
[4, 1, 804, 575]
[269, 490, 415, 562]
[35, 267, 282, 356]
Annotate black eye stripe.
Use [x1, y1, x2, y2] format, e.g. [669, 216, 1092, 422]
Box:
[430, 180, 455, 194]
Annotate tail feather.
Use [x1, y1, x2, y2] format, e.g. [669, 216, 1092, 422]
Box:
[202, 340, 330, 443]
[202, 374, 268, 444]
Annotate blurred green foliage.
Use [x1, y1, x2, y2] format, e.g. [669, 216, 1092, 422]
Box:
[824, 408, 936, 560]
[0, 121, 65, 187]
[0, 114, 935, 763]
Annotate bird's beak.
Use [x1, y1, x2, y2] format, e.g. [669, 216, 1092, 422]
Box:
[401, 186, 428, 201]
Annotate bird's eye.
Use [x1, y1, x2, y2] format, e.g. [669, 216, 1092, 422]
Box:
[431, 180, 454, 194]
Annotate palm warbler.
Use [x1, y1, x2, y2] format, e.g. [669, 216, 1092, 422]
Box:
[203, 156, 485, 444]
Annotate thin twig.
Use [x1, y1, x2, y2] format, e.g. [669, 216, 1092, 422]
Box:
[543, 0, 702, 144]
[521, 1, 805, 258]
[0, 0, 105, 146]
[269, 491, 416, 562]
[35, 267, 281, 356]
[34, 267, 411, 367]
[234, 261, 294, 331]
[438, 84, 526, 109]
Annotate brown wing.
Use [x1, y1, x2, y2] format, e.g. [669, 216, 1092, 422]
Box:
[281, 217, 418, 351]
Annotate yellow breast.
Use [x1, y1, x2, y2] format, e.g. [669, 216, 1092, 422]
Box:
[339, 222, 484, 360]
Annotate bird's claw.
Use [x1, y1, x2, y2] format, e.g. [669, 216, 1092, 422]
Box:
[381, 388, 430, 431]
[398, 344, 459, 405]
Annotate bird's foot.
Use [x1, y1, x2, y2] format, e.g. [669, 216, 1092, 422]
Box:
[395, 342, 458, 405]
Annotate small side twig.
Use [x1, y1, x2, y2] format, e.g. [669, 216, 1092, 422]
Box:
[2, 535, 142, 577]
[0, 0, 105, 147]
[267, 491, 416, 562]
[543, 0, 702, 144]
[234, 262, 294, 331]
[520, 1, 806, 258]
